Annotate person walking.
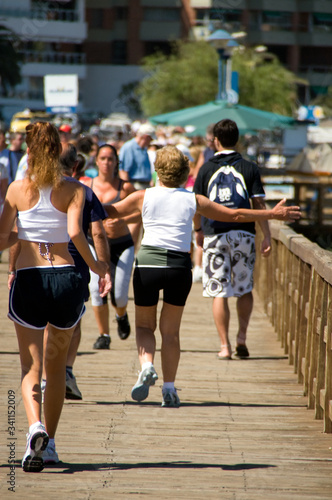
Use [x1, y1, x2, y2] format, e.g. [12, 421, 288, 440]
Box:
[119, 123, 155, 247]
[193, 119, 273, 360]
[103, 145, 300, 407]
[47, 145, 111, 402]
[81, 144, 137, 349]
[0, 132, 25, 184]
[0, 121, 107, 472]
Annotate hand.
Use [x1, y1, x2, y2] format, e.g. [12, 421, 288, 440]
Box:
[8, 273, 15, 290]
[99, 272, 112, 298]
[261, 235, 271, 258]
[272, 199, 301, 221]
[103, 218, 121, 231]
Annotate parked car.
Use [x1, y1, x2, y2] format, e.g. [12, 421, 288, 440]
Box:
[9, 109, 51, 133]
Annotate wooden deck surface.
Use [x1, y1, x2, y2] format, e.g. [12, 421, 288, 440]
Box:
[0, 248, 331, 499]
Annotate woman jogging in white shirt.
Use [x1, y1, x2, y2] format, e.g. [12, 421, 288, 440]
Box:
[0, 121, 107, 471]
[104, 145, 301, 407]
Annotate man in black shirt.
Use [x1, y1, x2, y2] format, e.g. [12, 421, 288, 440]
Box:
[193, 119, 271, 360]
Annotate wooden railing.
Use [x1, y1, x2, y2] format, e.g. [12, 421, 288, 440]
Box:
[254, 222, 332, 433]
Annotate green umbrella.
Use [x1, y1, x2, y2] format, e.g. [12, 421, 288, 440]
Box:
[149, 100, 295, 136]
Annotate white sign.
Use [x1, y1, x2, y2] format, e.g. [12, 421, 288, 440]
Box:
[44, 74, 78, 112]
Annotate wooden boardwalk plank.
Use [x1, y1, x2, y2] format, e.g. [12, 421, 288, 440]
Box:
[0, 249, 331, 499]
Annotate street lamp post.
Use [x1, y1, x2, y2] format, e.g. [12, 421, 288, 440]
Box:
[207, 29, 238, 101]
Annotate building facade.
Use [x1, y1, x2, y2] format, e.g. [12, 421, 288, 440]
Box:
[0, 0, 193, 123]
[1, 0, 332, 124]
[191, 0, 332, 100]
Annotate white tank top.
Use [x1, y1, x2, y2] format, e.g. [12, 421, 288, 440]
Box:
[141, 186, 197, 252]
[17, 186, 69, 243]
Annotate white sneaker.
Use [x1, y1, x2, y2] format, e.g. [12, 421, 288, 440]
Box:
[43, 442, 59, 464]
[162, 388, 180, 408]
[22, 423, 49, 472]
[192, 266, 202, 283]
[131, 365, 158, 402]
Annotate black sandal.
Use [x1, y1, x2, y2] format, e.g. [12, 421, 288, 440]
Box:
[235, 345, 249, 358]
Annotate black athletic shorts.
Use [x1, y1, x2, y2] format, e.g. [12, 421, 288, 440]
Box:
[133, 267, 192, 307]
[8, 266, 86, 330]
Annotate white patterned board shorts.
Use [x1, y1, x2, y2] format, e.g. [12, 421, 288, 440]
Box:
[202, 230, 256, 298]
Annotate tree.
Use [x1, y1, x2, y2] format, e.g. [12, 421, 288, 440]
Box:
[137, 41, 218, 116]
[138, 41, 297, 117]
[118, 81, 142, 118]
[0, 24, 22, 96]
[232, 48, 297, 115]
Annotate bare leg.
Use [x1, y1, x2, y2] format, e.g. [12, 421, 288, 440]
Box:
[43, 325, 74, 438]
[159, 303, 184, 382]
[15, 325, 44, 427]
[92, 304, 109, 335]
[135, 304, 157, 366]
[42, 325, 48, 381]
[212, 297, 232, 358]
[66, 321, 81, 368]
[236, 292, 253, 346]
[195, 245, 203, 267]
[114, 305, 127, 317]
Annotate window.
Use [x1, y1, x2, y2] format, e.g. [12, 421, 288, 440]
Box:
[261, 11, 292, 31]
[312, 12, 332, 33]
[116, 7, 128, 20]
[90, 9, 104, 29]
[144, 41, 172, 57]
[112, 41, 127, 64]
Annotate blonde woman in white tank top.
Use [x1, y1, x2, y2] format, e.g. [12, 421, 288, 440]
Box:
[104, 145, 301, 407]
[0, 122, 108, 472]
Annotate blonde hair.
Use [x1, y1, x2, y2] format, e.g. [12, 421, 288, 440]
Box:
[154, 145, 189, 187]
[25, 122, 62, 188]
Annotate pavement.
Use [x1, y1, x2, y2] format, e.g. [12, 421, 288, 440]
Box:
[0, 248, 331, 499]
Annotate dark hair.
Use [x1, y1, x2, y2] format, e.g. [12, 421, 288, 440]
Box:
[96, 143, 119, 177]
[213, 119, 239, 148]
[60, 143, 77, 174]
[75, 153, 86, 179]
[76, 136, 93, 155]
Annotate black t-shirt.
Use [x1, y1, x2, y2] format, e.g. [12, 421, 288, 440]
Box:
[193, 152, 265, 236]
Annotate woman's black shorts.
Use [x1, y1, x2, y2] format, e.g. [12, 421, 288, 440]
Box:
[8, 266, 86, 330]
[133, 267, 192, 307]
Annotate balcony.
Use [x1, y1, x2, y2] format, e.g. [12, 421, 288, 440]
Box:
[0, 7, 79, 22]
[2, 7, 87, 43]
[248, 29, 297, 45]
[139, 21, 181, 41]
[18, 50, 86, 65]
[18, 51, 87, 79]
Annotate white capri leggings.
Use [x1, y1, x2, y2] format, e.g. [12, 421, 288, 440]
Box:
[89, 234, 135, 308]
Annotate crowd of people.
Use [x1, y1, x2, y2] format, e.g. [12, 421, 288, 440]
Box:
[0, 117, 301, 472]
